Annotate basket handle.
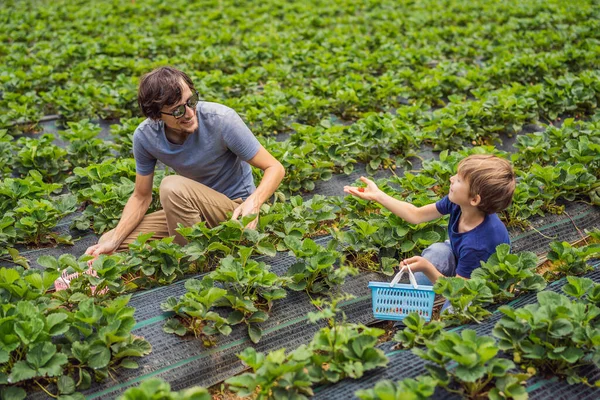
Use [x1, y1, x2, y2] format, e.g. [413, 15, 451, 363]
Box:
[389, 264, 419, 289]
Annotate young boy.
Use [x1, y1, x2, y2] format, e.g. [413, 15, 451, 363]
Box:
[343, 154, 516, 286]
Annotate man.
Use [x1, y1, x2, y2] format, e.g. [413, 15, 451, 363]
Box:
[85, 66, 285, 258]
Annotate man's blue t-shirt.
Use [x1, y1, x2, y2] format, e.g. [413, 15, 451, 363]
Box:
[132, 102, 261, 201]
[435, 196, 510, 278]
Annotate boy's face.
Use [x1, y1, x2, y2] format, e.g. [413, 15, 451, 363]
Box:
[449, 173, 477, 207]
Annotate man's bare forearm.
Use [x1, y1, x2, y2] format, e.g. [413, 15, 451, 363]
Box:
[250, 163, 285, 205]
[108, 194, 153, 245]
[374, 192, 422, 224]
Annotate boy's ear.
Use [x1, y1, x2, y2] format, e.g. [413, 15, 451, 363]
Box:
[470, 194, 481, 207]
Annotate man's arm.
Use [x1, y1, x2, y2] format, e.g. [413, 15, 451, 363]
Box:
[85, 173, 154, 256]
[344, 176, 442, 225]
[231, 146, 285, 229]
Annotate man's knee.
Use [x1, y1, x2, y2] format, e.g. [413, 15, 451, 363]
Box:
[159, 175, 187, 204]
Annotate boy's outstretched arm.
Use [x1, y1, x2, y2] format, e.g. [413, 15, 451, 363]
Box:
[343, 176, 442, 225]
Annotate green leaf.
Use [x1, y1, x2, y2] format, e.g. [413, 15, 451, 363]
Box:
[550, 319, 574, 337]
[248, 311, 269, 323]
[27, 341, 58, 370]
[0, 349, 9, 364]
[88, 344, 111, 369]
[37, 255, 59, 270]
[0, 386, 26, 400]
[248, 324, 262, 343]
[8, 361, 37, 383]
[58, 375, 76, 395]
[227, 311, 245, 325]
[163, 319, 187, 336]
[351, 335, 377, 358]
[400, 240, 415, 253]
[256, 241, 277, 257]
[46, 312, 69, 336]
[119, 359, 139, 369]
[455, 364, 486, 383]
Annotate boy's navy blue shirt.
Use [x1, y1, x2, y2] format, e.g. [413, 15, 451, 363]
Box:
[435, 196, 510, 278]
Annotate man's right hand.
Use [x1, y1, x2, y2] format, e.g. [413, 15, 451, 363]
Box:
[84, 239, 120, 266]
[343, 176, 383, 202]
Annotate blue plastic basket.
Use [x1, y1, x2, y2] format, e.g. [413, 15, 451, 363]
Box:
[368, 266, 435, 322]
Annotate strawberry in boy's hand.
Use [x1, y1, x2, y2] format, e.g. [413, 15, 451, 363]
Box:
[358, 187, 365, 192]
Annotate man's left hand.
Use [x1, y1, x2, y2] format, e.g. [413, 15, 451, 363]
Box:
[231, 196, 261, 230]
[400, 256, 434, 273]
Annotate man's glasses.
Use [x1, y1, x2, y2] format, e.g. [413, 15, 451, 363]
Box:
[161, 91, 199, 119]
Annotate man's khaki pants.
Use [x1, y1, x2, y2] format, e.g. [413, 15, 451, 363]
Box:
[98, 175, 243, 251]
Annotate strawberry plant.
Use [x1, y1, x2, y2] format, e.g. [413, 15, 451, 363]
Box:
[562, 276, 600, 308]
[118, 378, 210, 400]
[0, 216, 17, 253]
[500, 180, 545, 229]
[524, 162, 597, 214]
[226, 296, 388, 398]
[471, 244, 546, 302]
[58, 119, 115, 168]
[493, 289, 600, 386]
[110, 117, 145, 158]
[344, 114, 418, 173]
[334, 212, 445, 274]
[534, 70, 600, 121]
[0, 266, 58, 304]
[355, 375, 438, 400]
[0, 170, 62, 215]
[39, 254, 128, 302]
[284, 236, 357, 294]
[0, 130, 14, 178]
[14, 134, 70, 183]
[414, 329, 529, 399]
[303, 295, 389, 384]
[178, 217, 277, 272]
[225, 346, 314, 399]
[124, 233, 192, 288]
[562, 136, 600, 174]
[0, 293, 151, 397]
[206, 249, 288, 343]
[393, 312, 445, 350]
[12, 195, 77, 245]
[544, 240, 600, 279]
[259, 194, 341, 248]
[65, 157, 137, 193]
[161, 279, 231, 347]
[267, 138, 334, 193]
[72, 177, 135, 233]
[433, 277, 494, 325]
[60, 295, 152, 382]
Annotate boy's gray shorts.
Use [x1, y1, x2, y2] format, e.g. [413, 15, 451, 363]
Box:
[413, 241, 457, 286]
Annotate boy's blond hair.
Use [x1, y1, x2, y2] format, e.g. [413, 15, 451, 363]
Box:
[457, 154, 516, 214]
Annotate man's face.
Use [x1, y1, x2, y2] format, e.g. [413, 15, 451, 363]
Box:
[160, 83, 199, 135]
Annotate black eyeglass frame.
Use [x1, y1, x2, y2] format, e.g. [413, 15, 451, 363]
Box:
[160, 90, 200, 119]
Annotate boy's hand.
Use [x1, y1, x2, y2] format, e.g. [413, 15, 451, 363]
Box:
[400, 256, 435, 274]
[343, 176, 382, 201]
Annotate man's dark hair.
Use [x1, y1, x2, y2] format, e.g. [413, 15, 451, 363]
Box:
[138, 66, 196, 120]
